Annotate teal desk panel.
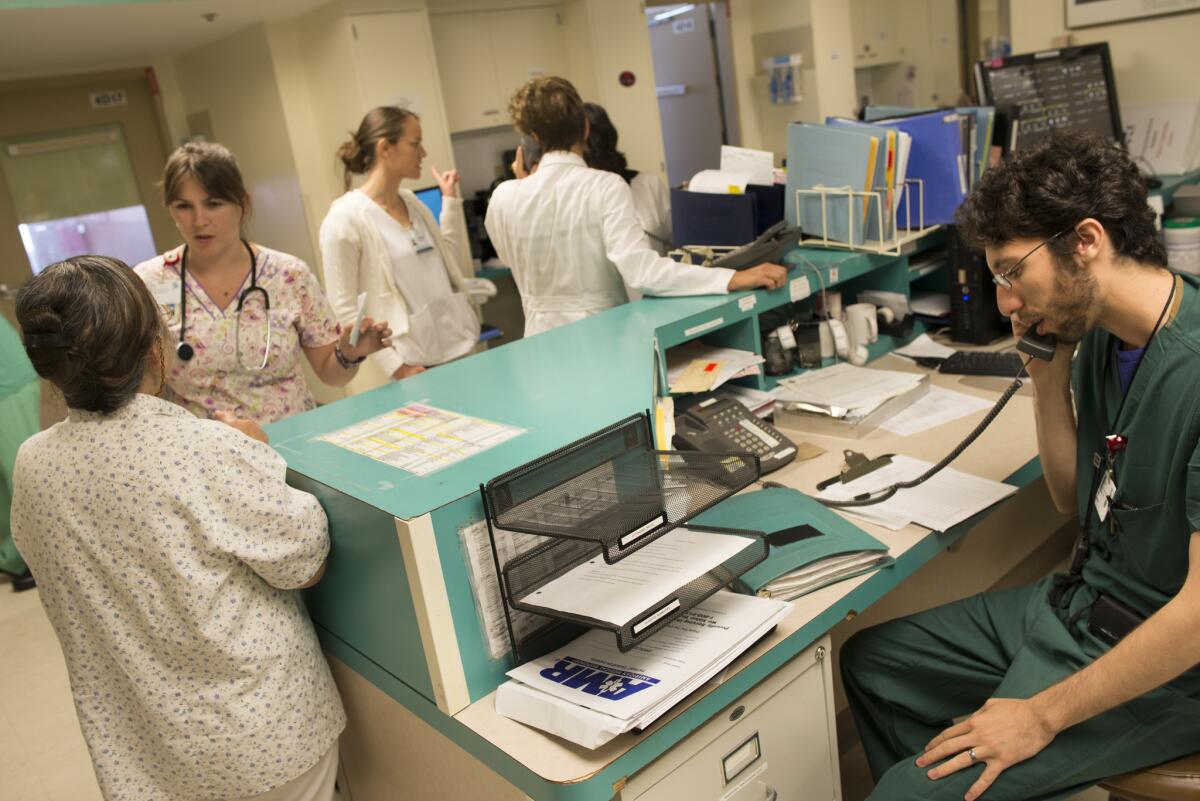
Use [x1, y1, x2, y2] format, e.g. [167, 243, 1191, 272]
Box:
[1153, 169, 1200, 205]
[290, 472, 435, 702]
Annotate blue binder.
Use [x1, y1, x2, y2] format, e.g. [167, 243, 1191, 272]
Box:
[824, 118, 898, 240]
[690, 487, 892, 598]
[869, 110, 966, 226]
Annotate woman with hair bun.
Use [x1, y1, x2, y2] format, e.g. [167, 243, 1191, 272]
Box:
[12, 255, 345, 801]
[135, 141, 393, 425]
[583, 102, 673, 256]
[320, 106, 494, 394]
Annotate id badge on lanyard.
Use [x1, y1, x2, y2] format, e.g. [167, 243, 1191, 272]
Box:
[1093, 434, 1127, 523]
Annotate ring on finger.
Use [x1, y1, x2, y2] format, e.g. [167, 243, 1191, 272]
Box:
[967, 748, 979, 763]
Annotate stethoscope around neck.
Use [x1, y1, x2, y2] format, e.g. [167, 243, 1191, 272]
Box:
[175, 238, 272, 370]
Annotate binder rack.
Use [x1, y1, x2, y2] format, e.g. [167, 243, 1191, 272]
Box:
[795, 178, 935, 256]
[480, 413, 768, 661]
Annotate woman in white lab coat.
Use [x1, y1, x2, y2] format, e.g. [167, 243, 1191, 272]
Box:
[485, 77, 786, 337]
[320, 106, 494, 395]
[583, 102, 673, 256]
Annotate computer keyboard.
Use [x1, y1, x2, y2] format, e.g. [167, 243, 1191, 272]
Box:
[937, 350, 1028, 378]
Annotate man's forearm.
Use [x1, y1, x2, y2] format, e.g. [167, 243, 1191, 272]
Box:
[1032, 376, 1078, 512]
[1032, 551, 1200, 734]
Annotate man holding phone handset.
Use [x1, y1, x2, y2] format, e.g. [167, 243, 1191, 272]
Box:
[486, 76, 788, 337]
[841, 131, 1200, 800]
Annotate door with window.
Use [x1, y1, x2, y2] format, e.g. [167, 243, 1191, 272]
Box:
[0, 70, 173, 306]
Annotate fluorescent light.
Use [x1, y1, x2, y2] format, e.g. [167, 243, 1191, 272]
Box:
[653, 4, 695, 22]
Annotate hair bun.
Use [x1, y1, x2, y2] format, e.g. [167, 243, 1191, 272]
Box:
[337, 136, 366, 172]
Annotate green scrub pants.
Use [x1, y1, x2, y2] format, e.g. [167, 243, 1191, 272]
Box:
[841, 577, 1200, 801]
[0, 379, 38, 576]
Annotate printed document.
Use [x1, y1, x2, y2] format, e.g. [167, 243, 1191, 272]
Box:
[497, 591, 791, 747]
[880, 386, 993, 437]
[458, 521, 548, 660]
[817, 454, 1016, 531]
[319, 403, 524, 475]
[521, 528, 754, 626]
[773, 363, 924, 413]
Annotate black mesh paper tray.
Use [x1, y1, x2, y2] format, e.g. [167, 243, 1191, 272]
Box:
[502, 524, 768, 652]
[482, 414, 761, 564]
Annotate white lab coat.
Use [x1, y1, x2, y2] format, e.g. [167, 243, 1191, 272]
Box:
[485, 151, 733, 336]
[630, 171, 673, 256]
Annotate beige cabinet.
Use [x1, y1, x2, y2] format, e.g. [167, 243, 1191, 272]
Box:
[347, 11, 455, 189]
[852, 0, 900, 68]
[431, 8, 569, 133]
[618, 636, 841, 801]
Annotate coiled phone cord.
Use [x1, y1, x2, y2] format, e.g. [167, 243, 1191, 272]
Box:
[816, 356, 1032, 508]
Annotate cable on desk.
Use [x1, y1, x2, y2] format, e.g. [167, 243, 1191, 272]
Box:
[817, 355, 1031, 508]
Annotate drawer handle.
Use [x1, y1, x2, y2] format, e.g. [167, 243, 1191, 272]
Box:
[729, 704, 746, 722]
[483, 109, 500, 115]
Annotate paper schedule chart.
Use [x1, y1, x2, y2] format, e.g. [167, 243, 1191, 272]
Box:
[318, 402, 525, 476]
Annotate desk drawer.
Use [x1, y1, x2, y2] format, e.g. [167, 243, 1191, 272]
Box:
[619, 635, 839, 801]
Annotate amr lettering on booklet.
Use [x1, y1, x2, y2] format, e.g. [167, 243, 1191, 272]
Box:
[538, 656, 661, 701]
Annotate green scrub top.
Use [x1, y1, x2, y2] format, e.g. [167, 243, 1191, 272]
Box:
[0, 315, 40, 575]
[1071, 272, 1200, 696]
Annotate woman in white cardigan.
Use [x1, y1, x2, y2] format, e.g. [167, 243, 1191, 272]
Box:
[320, 106, 492, 395]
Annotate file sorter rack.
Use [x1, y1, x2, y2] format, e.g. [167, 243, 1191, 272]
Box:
[480, 412, 768, 660]
[794, 178, 935, 256]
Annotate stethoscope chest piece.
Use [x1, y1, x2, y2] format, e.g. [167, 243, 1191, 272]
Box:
[177, 341, 195, 361]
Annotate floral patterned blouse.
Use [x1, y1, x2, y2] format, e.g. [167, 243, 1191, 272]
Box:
[134, 246, 341, 425]
[10, 394, 345, 801]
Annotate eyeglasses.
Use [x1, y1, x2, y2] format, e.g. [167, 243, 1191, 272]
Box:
[991, 227, 1073, 290]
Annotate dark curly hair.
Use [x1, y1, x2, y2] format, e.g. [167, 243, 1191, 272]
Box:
[583, 102, 632, 180]
[956, 130, 1166, 268]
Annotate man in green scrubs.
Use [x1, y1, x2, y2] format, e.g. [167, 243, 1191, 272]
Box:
[0, 314, 39, 591]
[841, 131, 1200, 801]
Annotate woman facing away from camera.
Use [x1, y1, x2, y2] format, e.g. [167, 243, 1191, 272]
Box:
[11, 255, 346, 801]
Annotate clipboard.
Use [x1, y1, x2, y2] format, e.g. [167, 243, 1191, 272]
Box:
[815, 449, 894, 491]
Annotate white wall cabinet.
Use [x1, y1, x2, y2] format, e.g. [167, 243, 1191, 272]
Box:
[852, 0, 901, 68]
[431, 7, 569, 133]
[618, 636, 841, 801]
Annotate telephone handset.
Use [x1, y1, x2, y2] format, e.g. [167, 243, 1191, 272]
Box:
[1017, 328, 1058, 361]
[673, 396, 797, 475]
[519, 135, 543, 173]
[711, 220, 803, 271]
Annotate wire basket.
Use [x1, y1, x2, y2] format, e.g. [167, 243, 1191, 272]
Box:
[503, 524, 768, 652]
[482, 414, 761, 564]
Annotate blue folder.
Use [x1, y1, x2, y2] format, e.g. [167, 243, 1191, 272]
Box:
[868, 110, 966, 226]
[785, 123, 880, 245]
[691, 487, 892, 598]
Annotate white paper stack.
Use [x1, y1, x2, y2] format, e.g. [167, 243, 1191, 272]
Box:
[495, 591, 792, 749]
[667, 342, 765, 394]
[772, 362, 926, 422]
[816, 454, 1017, 531]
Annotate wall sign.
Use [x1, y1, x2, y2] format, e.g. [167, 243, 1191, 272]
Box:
[1066, 0, 1200, 27]
[89, 90, 127, 109]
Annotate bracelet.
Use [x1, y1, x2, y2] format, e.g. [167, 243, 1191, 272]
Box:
[334, 342, 366, 369]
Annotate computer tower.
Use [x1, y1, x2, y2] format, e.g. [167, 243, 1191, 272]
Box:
[947, 225, 1009, 345]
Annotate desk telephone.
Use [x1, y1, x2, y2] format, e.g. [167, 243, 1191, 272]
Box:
[712, 220, 803, 270]
[673, 397, 797, 475]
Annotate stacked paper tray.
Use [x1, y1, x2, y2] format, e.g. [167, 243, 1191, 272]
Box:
[483, 414, 761, 564]
[502, 524, 767, 652]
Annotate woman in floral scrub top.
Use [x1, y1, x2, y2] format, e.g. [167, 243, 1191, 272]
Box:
[136, 142, 393, 425]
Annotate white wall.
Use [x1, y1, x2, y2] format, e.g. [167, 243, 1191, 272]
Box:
[580, 0, 669, 178]
[174, 23, 315, 269]
[1010, 1, 1200, 105]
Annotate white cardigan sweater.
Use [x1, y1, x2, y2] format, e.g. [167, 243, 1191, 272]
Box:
[320, 188, 474, 395]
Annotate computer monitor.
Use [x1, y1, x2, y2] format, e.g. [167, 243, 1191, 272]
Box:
[414, 185, 443, 225]
[974, 42, 1123, 152]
